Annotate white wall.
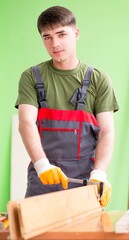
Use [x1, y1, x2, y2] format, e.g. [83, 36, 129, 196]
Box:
[11, 115, 30, 200]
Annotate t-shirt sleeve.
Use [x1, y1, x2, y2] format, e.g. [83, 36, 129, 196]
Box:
[15, 68, 39, 109]
[94, 71, 119, 114]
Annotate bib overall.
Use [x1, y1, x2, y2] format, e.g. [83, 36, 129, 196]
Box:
[25, 66, 100, 197]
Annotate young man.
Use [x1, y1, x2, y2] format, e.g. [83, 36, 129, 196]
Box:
[15, 6, 119, 207]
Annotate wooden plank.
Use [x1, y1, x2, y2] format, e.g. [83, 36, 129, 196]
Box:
[7, 201, 23, 240]
[8, 185, 102, 239]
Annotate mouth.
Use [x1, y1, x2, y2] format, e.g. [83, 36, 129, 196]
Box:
[53, 50, 64, 54]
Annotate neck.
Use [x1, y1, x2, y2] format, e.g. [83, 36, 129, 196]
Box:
[52, 58, 79, 70]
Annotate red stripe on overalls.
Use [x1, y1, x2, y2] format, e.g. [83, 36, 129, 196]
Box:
[37, 108, 99, 126]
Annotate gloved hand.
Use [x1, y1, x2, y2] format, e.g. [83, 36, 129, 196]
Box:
[89, 169, 112, 207]
[34, 158, 68, 189]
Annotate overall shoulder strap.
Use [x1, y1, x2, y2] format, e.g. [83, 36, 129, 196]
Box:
[70, 66, 94, 110]
[32, 66, 47, 108]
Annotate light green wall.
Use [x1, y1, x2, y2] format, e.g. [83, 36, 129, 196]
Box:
[1, 0, 129, 211]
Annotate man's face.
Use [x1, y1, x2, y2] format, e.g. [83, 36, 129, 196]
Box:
[41, 25, 79, 66]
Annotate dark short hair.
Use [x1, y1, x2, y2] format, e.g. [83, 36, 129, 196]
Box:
[37, 6, 76, 33]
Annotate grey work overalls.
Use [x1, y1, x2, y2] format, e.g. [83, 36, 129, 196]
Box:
[25, 66, 100, 197]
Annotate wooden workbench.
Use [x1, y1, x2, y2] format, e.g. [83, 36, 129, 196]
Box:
[0, 210, 129, 240]
[1, 186, 129, 240]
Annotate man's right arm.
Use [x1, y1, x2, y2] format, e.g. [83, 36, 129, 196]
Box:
[18, 104, 68, 189]
[18, 104, 46, 162]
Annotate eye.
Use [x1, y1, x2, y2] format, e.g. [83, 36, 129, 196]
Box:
[59, 33, 66, 38]
[43, 36, 51, 40]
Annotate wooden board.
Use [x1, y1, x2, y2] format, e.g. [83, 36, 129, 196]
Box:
[7, 201, 22, 240]
[7, 185, 102, 239]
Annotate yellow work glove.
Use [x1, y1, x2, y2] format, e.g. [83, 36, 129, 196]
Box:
[89, 169, 112, 207]
[34, 158, 68, 189]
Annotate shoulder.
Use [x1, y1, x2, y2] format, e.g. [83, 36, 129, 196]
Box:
[90, 67, 119, 114]
[88, 67, 113, 97]
[78, 63, 111, 85]
[21, 60, 50, 77]
[92, 67, 112, 87]
[19, 60, 51, 87]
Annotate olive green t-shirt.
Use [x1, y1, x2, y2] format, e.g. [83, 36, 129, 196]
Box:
[15, 60, 119, 115]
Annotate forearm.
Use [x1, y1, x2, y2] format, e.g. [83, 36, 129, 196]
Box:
[18, 105, 68, 189]
[19, 120, 46, 163]
[94, 130, 114, 172]
[90, 112, 114, 207]
[90, 132, 114, 207]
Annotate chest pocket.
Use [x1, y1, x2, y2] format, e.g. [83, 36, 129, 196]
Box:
[40, 119, 79, 160]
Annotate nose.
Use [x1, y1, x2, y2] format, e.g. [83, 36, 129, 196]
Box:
[52, 37, 60, 49]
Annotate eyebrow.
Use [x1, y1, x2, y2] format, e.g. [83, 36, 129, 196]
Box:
[42, 30, 66, 38]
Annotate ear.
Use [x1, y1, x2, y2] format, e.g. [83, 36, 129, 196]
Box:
[75, 27, 79, 40]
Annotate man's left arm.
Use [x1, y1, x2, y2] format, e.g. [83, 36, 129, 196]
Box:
[94, 111, 114, 171]
[89, 111, 114, 207]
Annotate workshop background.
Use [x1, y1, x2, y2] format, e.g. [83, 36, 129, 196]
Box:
[1, 0, 129, 212]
